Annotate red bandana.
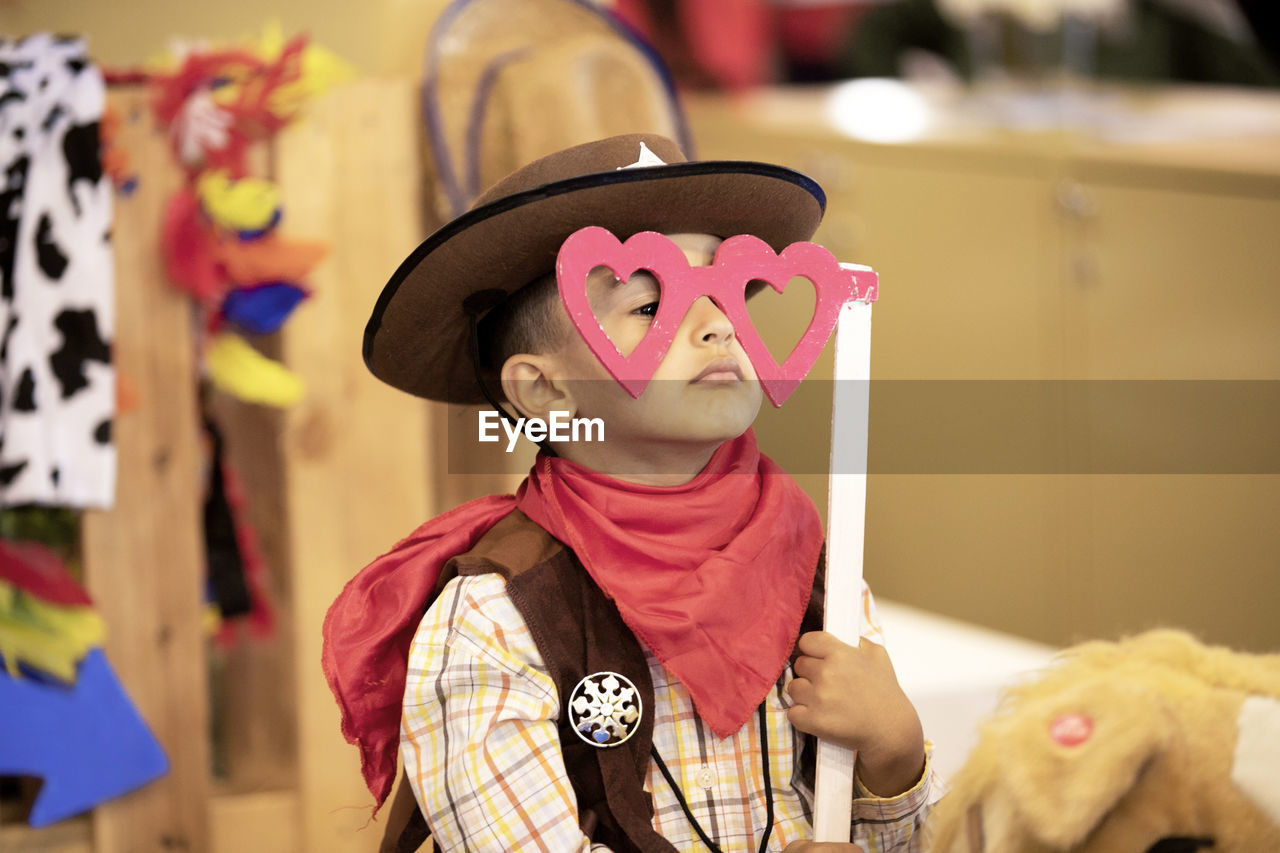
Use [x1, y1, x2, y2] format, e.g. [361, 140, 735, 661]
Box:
[516, 430, 823, 737]
[321, 429, 822, 811]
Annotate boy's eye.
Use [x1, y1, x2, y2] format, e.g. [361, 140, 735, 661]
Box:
[632, 301, 659, 318]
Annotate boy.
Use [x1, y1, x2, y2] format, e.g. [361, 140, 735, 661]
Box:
[324, 134, 939, 852]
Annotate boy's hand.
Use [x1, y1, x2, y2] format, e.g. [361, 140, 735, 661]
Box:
[786, 631, 925, 797]
[783, 843, 864, 852]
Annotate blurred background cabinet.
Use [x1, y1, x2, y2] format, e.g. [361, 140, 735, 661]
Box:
[690, 86, 1280, 651]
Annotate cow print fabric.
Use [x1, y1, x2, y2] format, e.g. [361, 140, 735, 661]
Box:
[0, 34, 114, 507]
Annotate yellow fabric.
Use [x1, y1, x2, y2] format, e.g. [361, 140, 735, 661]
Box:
[206, 332, 305, 407]
[202, 602, 223, 637]
[197, 171, 280, 233]
[0, 580, 105, 682]
[251, 20, 355, 115]
[149, 22, 354, 111]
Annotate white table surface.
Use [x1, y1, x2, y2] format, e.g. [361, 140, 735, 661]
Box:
[875, 599, 1059, 781]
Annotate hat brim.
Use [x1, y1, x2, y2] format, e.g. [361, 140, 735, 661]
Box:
[364, 160, 826, 403]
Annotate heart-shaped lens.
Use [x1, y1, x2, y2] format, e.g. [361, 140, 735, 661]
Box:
[745, 274, 818, 369]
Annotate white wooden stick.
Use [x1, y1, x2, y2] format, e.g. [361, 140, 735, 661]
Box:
[811, 289, 874, 842]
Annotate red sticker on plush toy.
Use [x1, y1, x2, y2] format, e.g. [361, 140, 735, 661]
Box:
[556, 227, 878, 407]
[1050, 713, 1094, 747]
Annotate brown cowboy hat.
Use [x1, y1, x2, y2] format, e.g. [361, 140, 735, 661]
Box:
[364, 132, 826, 403]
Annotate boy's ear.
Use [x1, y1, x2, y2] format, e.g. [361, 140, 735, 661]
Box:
[500, 353, 576, 421]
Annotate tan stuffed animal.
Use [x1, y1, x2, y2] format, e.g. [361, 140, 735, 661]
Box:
[927, 630, 1280, 853]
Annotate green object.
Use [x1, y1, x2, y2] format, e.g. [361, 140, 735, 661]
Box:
[0, 506, 80, 549]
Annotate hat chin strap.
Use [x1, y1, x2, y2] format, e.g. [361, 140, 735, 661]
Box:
[465, 295, 558, 458]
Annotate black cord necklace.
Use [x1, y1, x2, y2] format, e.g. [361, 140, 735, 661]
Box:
[649, 702, 775, 853]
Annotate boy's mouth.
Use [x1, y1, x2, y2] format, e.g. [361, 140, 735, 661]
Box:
[691, 358, 744, 384]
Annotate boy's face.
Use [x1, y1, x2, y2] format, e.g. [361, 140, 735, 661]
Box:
[547, 232, 763, 470]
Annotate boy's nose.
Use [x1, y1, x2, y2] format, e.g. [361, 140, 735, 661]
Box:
[686, 296, 735, 345]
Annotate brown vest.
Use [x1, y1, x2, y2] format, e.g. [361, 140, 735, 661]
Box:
[384, 510, 824, 852]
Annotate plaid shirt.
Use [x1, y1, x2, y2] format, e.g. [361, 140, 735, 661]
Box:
[402, 574, 941, 852]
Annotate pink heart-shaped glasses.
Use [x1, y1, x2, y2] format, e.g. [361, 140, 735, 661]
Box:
[555, 226, 879, 406]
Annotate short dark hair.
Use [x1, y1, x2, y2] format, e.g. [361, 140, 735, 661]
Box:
[478, 272, 566, 378]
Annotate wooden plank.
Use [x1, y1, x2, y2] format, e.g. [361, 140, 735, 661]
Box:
[273, 80, 434, 853]
[209, 790, 299, 853]
[0, 817, 93, 853]
[201, 142, 297, 797]
[79, 89, 211, 851]
[206, 391, 298, 795]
